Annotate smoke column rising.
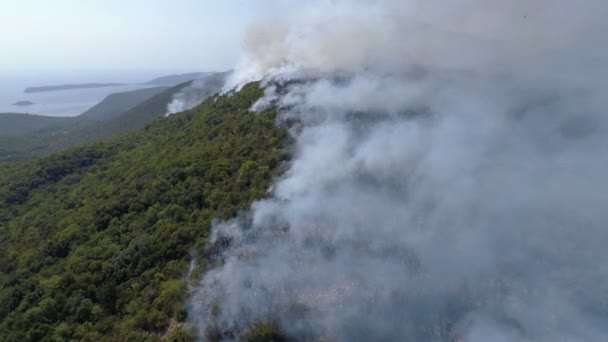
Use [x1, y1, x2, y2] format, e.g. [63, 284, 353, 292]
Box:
[192, 1, 608, 340]
[166, 72, 231, 115]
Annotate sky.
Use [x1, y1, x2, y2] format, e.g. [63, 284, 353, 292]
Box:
[0, 0, 282, 75]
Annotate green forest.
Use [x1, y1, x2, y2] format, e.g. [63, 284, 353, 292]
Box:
[0, 83, 288, 341]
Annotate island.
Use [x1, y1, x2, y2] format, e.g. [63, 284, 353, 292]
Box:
[12, 100, 35, 106]
[24, 83, 126, 93]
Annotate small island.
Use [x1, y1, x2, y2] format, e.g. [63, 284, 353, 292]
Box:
[24, 83, 126, 93]
[12, 100, 35, 106]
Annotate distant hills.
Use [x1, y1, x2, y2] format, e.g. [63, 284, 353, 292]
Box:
[79, 86, 169, 121]
[0, 83, 187, 161]
[143, 72, 211, 86]
[23, 72, 213, 94]
[0, 72, 229, 161]
[24, 83, 125, 93]
[11, 101, 34, 106]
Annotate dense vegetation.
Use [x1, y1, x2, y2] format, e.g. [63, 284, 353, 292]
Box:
[0, 82, 288, 341]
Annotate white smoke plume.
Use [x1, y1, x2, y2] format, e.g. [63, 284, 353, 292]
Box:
[192, 1, 608, 340]
[165, 71, 231, 115]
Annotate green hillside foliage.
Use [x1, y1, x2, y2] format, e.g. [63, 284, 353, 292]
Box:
[0, 82, 287, 341]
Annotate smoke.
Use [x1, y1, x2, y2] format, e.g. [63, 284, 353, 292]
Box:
[165, 72, 231, 115]
[191, 0, 608, 340]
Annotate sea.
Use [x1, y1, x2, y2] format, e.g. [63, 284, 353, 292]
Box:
[0, 70, 171, 117]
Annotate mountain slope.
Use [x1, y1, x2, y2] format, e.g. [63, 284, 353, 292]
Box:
[97, 81, 194, 135]
[0, 82, 287, 341]
[0, 113, 72, 137]
[79, 86, 169, 121]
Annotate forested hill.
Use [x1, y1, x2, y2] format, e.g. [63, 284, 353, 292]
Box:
[0, 82, 287, 341]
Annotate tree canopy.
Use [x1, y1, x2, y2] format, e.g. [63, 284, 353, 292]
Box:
[0, 82, 287, 341]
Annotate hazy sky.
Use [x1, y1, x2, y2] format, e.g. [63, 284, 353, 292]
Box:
[0, 0, 282, 74]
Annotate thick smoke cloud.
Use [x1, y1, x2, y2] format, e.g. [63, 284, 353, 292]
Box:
[192, 1, 608, 340]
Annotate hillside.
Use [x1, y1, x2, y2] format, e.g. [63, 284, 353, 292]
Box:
[98, 81, 196, 135]
[0, 82, 287, 341]
[0, 113, 72, 137]
[79, 86, 169, 121]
